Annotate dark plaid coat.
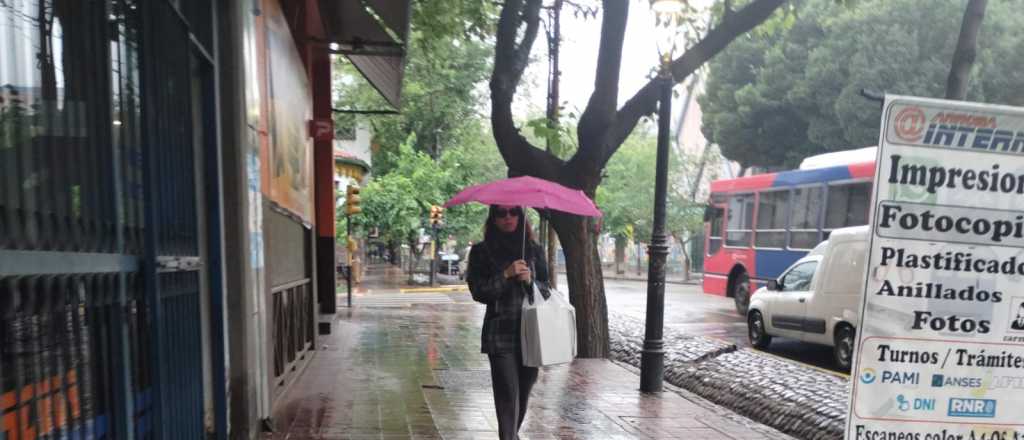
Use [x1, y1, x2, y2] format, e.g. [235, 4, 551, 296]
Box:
[466, 241, 550, 354]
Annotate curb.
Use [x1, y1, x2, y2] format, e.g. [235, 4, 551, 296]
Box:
[609, 359, 797, 439]
[398, 285, 468, 293]
[609, 313, 849, 440]
[557, 271, 703, 286]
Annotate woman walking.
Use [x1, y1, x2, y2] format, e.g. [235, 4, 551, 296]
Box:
[466, 205, 550, 440]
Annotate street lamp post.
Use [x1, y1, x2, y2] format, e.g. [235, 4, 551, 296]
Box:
[641, 0, 685, 393]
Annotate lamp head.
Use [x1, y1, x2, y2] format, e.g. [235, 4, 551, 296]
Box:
[651, 0, 687, 68]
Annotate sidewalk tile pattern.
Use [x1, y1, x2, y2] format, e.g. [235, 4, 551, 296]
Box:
[269, 266, 788, 439]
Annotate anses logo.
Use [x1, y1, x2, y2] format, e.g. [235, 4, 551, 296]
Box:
[894, 106, 927, 142]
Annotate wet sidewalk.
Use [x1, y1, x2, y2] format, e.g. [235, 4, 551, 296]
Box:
[269, 265, 789, 439]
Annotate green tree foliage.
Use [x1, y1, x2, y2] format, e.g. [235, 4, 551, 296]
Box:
[701, 0, 1024, 169]
[411, 0, 498, 43]
[350, 126, 508, 251]
[334, 1, 503, 248]
[333, 14, 495, 173]
[597, 130, 660, 243]
[596, 127, 710, 245]
[349, 138, 450, 267]
[435, 124, 508, 244]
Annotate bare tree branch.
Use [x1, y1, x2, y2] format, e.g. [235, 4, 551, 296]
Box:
[513, 0, 543, 82]
[490, 0, 563, 179]
[600, 0, 785, 168]
[577, 0, 628, 150]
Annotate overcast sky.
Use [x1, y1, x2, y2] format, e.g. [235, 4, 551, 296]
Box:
[516, 1, 712, 125]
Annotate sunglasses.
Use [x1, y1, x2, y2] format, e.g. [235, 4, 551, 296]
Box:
[495, 208, 522, 218]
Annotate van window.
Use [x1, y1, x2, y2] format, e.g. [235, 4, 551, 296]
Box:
[756, 190, 788, 248]
[789, 186, 822, 249]
[825, 182, 871, 229]
[781, 261, 817, 292]
[726, 194, 754, 247]
[823, 241, 867, 294]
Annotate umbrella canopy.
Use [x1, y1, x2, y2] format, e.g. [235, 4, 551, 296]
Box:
[444, 176, 602, 217]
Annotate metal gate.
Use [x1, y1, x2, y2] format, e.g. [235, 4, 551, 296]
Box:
[1, 0, 215, 438]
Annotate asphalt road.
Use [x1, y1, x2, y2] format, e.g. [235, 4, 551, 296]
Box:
[580, 277, 845, 374]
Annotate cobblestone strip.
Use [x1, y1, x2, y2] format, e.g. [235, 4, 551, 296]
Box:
[609, 313, 850, 440]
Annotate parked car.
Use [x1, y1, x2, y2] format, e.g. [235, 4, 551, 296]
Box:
[746, 226, 869, 371]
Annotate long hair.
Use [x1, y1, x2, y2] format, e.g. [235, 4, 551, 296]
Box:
[483, 205, 536, 244]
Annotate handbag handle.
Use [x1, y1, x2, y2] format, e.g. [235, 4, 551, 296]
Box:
[525, 260, 552, 305]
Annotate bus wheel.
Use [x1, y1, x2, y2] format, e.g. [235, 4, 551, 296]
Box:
[834, 325, 855, 372]
[731, 272, 750, 315]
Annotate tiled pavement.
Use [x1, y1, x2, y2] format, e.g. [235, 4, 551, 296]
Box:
[268, 266, 791, 439]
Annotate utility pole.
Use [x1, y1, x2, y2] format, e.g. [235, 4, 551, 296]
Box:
[543, 0, 563, 285]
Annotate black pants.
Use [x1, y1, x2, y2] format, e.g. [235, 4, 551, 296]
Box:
[488, 351, 538, 440]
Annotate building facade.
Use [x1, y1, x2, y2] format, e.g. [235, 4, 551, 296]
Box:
[0, 0, 407, 438]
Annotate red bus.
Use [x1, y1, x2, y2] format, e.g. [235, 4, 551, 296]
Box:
[703, 161, 875, 314]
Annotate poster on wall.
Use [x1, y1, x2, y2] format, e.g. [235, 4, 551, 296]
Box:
[846, 95, 1024, 439]
[262, 0, 313, 223]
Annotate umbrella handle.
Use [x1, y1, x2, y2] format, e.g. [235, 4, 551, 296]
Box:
[521, 205, 527, 260]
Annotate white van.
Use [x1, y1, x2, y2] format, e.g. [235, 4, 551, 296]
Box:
[746, 225, 869, 371]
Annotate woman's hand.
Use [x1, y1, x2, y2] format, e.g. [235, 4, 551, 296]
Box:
[503, 260, 531, 282]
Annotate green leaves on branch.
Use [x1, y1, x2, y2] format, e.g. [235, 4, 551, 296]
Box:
[701, 0, 1024, 169]
[524, 113, 578, 160]
[595, 127, 707, 244]
[352, 127, 508, 248]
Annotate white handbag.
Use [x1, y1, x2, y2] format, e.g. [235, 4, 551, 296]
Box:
[520, 282, 577, 367]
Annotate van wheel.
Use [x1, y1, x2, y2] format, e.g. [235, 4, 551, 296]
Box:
[731, 272, 751, 315]
[748, 311, 771, 349]
[834, 325, 855, 372]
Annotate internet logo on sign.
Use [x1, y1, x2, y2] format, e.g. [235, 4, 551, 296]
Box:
[894, 106, 927, 142]
[860, 368, 877, 384]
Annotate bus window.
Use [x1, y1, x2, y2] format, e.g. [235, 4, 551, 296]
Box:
[726, 194, 754, 247]
[825, 182, 871, 229]
[789, 186, 822, 249]
[706, 205, 724, 255]
[755, 190, 789, 248]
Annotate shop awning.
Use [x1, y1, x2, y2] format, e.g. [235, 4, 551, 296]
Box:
[318, 0, 410, 109]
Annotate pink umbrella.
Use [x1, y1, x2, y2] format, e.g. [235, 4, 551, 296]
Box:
[444, 176, 602, 258]
[444, 176, 602, 217]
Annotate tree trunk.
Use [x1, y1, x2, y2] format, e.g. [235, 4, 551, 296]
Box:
[389, 241, 400, 266]
[672, 233, 692, 282]
[488, 0, 786, 362]
[630, 240, 638, 274]
[946, 0, 987, 100]
[614, 235, 626, 275]
[408, 239, 419, 283]
[551, 213, 608, 358]
[690, 142, 710, 201]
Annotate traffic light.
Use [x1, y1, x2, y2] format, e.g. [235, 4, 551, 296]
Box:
[345, 185, 361, 215]
[429, 205, 444, 226]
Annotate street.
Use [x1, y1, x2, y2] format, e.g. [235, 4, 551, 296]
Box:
[585, 277, 845, 375]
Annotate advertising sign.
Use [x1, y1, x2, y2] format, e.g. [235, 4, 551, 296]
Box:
[263, 0, 314, 223]
[847, 95, 1024, 439]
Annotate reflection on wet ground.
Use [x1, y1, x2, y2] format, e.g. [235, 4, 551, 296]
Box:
[269, 267, 788, 439]
[600, 279, 845, 374]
